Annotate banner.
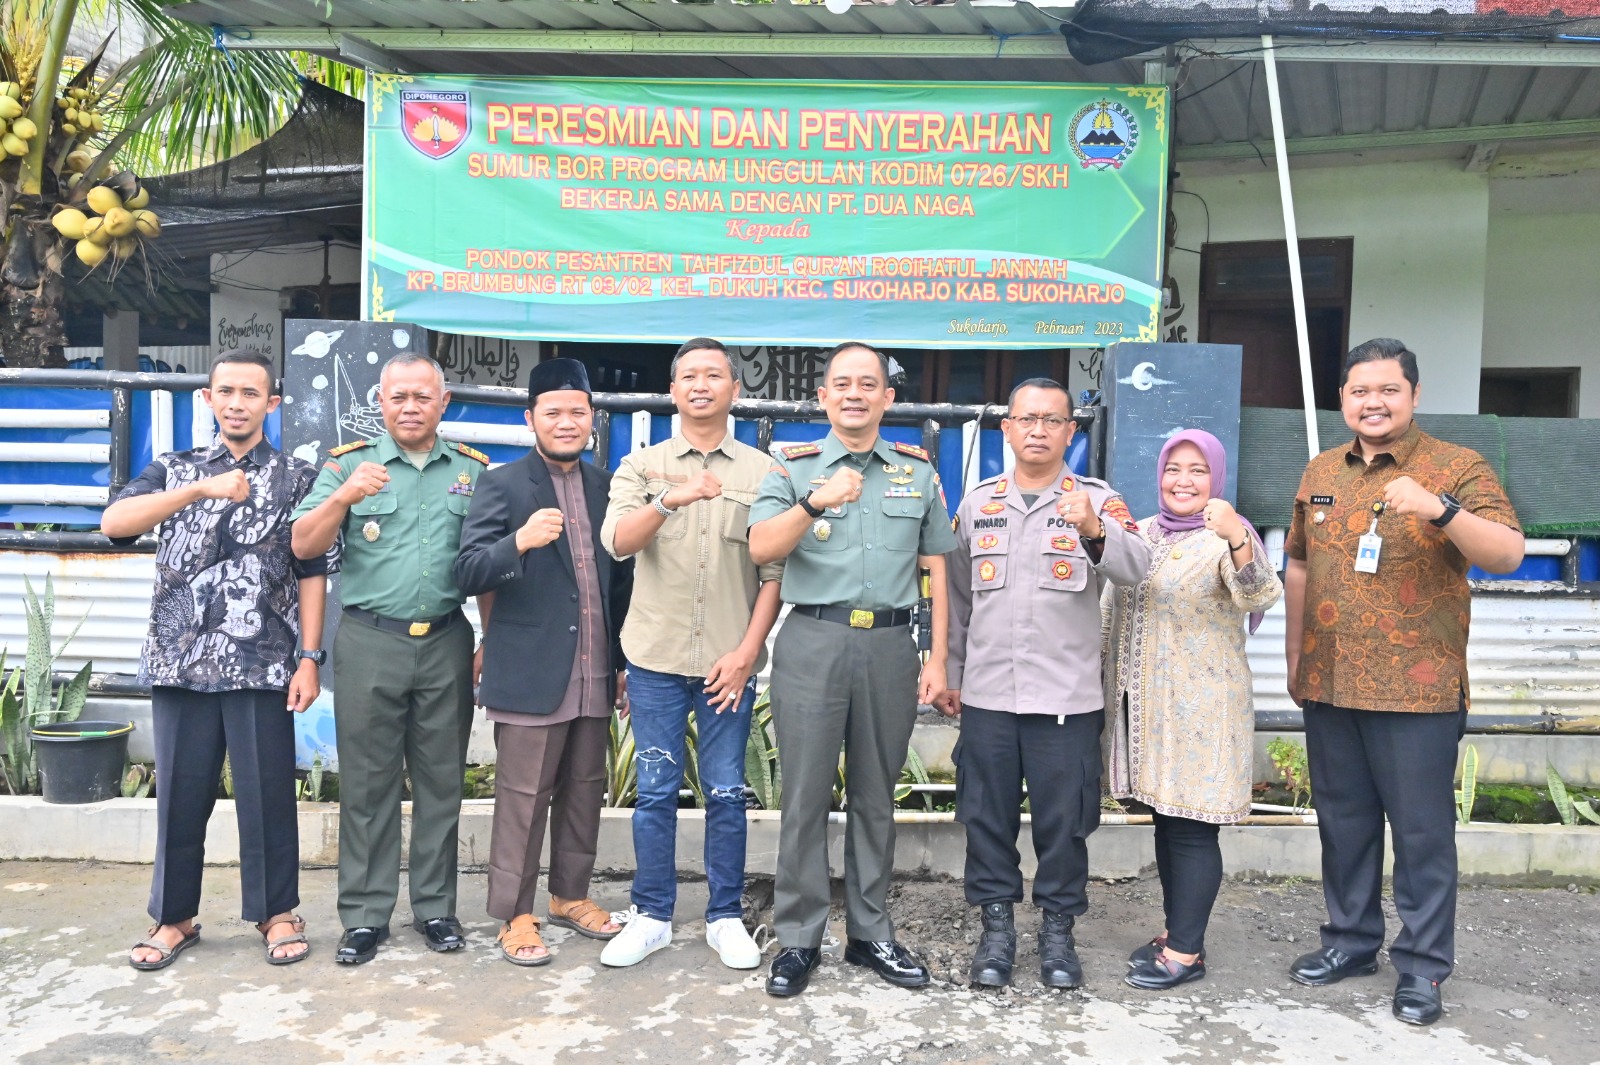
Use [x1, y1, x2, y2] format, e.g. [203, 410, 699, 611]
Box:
[365, 76, 1169, 347]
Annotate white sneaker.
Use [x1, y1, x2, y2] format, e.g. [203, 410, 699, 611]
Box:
[599, 907, 672, 968]
[706, 917, 761, 970]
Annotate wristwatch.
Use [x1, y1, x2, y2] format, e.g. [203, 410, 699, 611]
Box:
[1429, 491, 1462, 528]
[651, 489, 677, 518]
[297, 649, 327, 666]
[798, 492, 825, 518]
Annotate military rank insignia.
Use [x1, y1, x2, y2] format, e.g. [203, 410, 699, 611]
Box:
[979, 560, 997, 582]
[893, 442, 930, 462]
[1051, 535, 1077, 552]
[1052, 560, 1073, 581]
[980, 502, 1005, 515]
[1102, 496, 1139, 533]
[977, 533, 1000, 550]
[1060, 475, 1076, 492]
[992, 478, 1009, 496]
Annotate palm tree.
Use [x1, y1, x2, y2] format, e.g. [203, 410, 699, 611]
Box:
[0, 0, 354, 366]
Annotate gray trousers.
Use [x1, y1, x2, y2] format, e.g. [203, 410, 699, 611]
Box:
[332, 610, 474, 929]
[770, 611, 920, 948]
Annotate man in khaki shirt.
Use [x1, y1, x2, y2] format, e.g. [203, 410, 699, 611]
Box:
[599, 337, 783, 970]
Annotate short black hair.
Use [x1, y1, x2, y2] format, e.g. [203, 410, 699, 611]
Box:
[1342, 338, 1419, 389]
[1006, 377, 1070, 412]
[821, 341, 890, 384]
[670, 337, 736, 379]
[209, 350, 277, 395]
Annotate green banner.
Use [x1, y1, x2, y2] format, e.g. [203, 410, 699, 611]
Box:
[365, 75, 1169, 347]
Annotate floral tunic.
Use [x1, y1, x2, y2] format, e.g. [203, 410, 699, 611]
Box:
[1102, 518, 1283, 823]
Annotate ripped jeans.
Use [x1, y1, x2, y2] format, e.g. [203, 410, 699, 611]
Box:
[624, 663, 756, 922]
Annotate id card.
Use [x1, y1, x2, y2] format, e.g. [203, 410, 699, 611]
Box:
[1354, 532, 1383, 573]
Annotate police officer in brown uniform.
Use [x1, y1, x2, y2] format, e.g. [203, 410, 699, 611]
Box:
[943, 378, 1151, 988]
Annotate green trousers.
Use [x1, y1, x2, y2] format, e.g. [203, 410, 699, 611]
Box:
[332, 610, 474, 929]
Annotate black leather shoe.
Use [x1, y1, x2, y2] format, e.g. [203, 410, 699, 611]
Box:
[969, 902, 1017, 987]
[1039, 911, 1083, 989]
[1128, 936, 1206, 968]
[844, 939, 931, 989]
[335, 925, 389, 965]
[1392, 974, 1443, 1025]
[412, 916, 467, 952]
[1289, 945, 1380, 986]
[1125, 952, 1207, 990]
[765, 946, 821, 997]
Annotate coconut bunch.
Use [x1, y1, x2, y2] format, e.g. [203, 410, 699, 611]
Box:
[49, 169, 159, 271]
[0, 80, 39, 158]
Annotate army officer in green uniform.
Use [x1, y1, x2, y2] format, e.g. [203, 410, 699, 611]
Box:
[292, 353, 489, 965]
[749, 342, 957, 997]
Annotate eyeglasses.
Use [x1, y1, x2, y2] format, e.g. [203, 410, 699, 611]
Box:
[1007, 415, 1072, 431]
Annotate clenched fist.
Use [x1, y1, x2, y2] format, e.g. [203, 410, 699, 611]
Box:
[197, 468, 250, 503]
[1382, 475, 1446, 521]
[517, 507, 565, 552]
[336, 461, 390, 506]
[665, 469, 723, 510]
[808, 466, 863, 510]
[1202, 498, 1247, 544]
[1056, 490, 1104, 538]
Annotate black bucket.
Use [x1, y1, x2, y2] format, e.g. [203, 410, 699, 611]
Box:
[32, 721, 134, 804]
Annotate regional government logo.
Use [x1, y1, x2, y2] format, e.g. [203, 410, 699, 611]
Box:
[1069, 99, 1138, 171]
[401, 89, 470, 160]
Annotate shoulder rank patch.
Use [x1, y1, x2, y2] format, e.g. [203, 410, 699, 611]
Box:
[893, 442, 930, 462]
[454, 443, 491, 465]
[328, 439, 370, 458]
[1102, 495, 1139, 533]
[781, 443, 822, 459]
[992, 477, 1009, 496]
[1060, 475, 1076, 492]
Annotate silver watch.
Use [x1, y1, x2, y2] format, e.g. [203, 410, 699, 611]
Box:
[651, 490, 677, 518]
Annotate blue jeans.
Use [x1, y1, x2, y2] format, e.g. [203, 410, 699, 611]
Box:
[625, 663, 755, 922]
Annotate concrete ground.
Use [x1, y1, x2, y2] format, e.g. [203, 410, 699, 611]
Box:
[1, 862, 1594, 1065]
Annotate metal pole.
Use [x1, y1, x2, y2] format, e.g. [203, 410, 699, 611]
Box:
[1261, 34, 1321, 461]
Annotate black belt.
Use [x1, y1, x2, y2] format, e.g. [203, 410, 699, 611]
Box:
[792, 604, 912, 630]
[344, 605, 462, 638]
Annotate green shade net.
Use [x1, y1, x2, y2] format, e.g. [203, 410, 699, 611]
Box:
[1237, 409, 1600, 537]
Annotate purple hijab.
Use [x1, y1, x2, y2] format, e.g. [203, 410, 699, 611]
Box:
[1156, 429, 1268, 633]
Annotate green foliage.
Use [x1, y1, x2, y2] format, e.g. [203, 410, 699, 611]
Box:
[297, 754, 326, 802]
[1455, 744, 1478, 825]
[606, 707, 638, 808]
[0, 575, 92, 795]
[1546, 763, 1600, 826]
[121, 761, 152, 798]
[1266, 737, 1311, 809]
[894, 743, 933, 811]
[744, 687, 781, 811]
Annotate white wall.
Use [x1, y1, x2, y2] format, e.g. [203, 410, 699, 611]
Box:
[1170, 159, 1490, 414]
[1480, 210, 1600, 419]
[210, 243, 361, 370]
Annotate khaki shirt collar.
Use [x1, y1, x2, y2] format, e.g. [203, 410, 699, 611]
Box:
[373, 432, 446, 467]
[668, 430, 739, 461]
[1344, 421, 1423, 470]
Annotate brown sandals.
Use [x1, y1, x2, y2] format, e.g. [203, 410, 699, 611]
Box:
[498, 914, 553, 966]
[256, 913, 310, 965]
[129, 923, 202, 971]
[546, 897, 621, 940]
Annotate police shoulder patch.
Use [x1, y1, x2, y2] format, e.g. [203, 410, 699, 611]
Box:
[893, 442, 930, 462]
[781, 443, 822, 459]
[328, 439, 370, 458]
[453, 442, 491, 465]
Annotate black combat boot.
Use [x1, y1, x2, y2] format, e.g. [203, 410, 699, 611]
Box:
[968, 902, 1017, 987]
[1039, 911, 1084, 988]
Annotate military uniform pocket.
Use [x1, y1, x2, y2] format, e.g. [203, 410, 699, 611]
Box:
[1039, 535, 1089, 592]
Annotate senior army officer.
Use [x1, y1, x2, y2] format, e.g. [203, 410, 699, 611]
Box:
[942, 378, 1151, 989]
[291, 353, 489, 965]
[749, 341, 956, 998]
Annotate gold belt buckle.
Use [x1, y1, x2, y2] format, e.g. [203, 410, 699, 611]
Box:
[848, 609, 875, 629]
[409, 621, 432, 637]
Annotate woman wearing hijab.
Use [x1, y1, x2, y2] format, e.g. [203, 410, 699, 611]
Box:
[1103, 429, 1283, 990]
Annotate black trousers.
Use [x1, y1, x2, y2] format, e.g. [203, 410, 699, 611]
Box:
[956, 706, 1103, 915]
[1152, 813, 1222, 955]
[1304, 700, 1465, 983]
[148, 686, 300, 925]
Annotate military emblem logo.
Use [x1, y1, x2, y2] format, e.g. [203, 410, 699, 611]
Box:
[402, 89, 470, 160]
[1069, 99, 1139, 171]
[1051, 535, 1077, 552]
[979, 560, 998, 583]
[976, 533, 1000, 550]
[1102, 496, 1140, 532]
[1052, 560, 1073, 581]
[980, 502, 1005, 515]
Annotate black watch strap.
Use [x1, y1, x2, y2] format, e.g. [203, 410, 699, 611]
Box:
[798, 492, 825, 518]
[297, 649, 327, 665]
[1429, 491, 1462, 528]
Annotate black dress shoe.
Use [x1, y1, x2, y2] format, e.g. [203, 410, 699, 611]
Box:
[844, 939, 931, 988]
[1125, 952, 1207, 991]
[1392, 974, 1443, 1025]
[1039, 912, 1083, 989]
[1128, 936, 1206, 968]
[1289, 945, 1380, 986]
[412, 916, 467, 952]
[335, 925, 390, 965]
[969, 902, 1017, 987]
[765, 946, 821, 997]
